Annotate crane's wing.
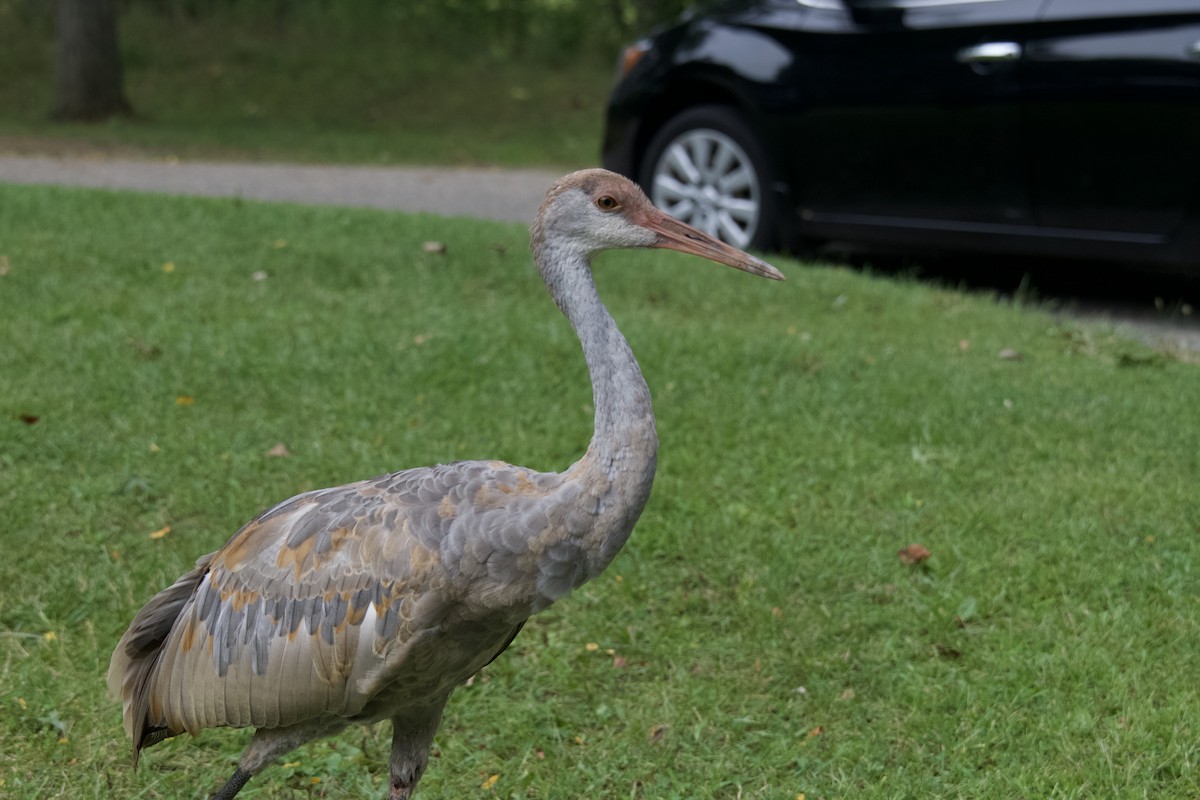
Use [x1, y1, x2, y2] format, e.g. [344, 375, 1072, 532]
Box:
[108, 460, 588, 758]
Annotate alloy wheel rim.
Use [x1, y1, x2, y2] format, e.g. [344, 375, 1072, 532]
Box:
[650, 128, 761, 249]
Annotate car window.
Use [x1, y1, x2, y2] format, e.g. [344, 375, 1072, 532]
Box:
[797, 0, 1044, 28]
[1042, 0, 1200, 22]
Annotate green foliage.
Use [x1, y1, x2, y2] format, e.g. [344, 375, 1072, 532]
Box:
[1, 184, 1199, 797]
[117, 0, 691, 55]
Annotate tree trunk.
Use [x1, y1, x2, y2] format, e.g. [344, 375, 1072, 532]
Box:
[52, 0, 133, 121]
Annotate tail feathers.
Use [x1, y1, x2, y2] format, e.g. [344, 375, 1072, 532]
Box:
[108, 553, 215, 766]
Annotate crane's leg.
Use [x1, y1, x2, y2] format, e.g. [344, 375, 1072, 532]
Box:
[210, 768, 252, 800]
[209, 720, 342, 800]
[388, 707, 444, 800]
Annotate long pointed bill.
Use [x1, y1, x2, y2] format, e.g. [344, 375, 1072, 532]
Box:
[642, 209, 785, 281]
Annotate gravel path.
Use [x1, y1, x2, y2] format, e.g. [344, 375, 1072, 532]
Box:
[0, 154, 561, 223]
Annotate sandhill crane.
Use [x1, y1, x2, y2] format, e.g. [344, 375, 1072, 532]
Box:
[108, 168, 784, 799]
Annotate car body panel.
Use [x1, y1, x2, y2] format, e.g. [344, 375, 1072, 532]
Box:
[602, 0, 1200, 270]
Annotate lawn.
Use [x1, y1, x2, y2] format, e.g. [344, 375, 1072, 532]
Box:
[1, 182, 1198, 798]
[0, 3, 616, 168]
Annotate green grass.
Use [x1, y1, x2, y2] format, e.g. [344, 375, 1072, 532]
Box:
[1, 182, 1199, 799]
[0, 4, 615, 167]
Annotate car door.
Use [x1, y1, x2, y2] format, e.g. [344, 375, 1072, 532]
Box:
[786, 0, 1043, 238]
[1022, 0, 1200, 250]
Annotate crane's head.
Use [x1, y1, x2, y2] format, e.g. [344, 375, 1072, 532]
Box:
[532, 168, 784, 281]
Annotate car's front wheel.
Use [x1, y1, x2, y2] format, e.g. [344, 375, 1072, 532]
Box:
[639, 105, 776, 251]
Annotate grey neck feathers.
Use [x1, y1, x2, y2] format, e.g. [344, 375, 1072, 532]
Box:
[534, 236, 658, 483]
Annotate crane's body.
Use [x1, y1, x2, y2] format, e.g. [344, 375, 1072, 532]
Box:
[109, 169, 782, 799]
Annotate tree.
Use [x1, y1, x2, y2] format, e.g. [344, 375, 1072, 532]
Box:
[53, 0, 133, 121]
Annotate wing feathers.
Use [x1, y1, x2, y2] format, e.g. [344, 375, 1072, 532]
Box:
[112, 460, 574, 755]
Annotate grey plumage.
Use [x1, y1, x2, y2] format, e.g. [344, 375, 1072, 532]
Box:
[108, 168, 783, 799]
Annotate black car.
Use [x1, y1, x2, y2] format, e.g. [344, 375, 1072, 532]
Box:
[601, 0, 1200, 271]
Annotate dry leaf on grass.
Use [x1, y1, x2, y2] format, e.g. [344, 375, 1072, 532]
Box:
[422, 241, 448, 254]
[265, 443, 292, 458]
[897, 543, 932, 565]
[997, 348, 1022, 361]
[149, 525, 171, 540]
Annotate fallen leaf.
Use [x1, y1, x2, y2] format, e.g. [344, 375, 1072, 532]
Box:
[838, 687, 856, 701]
[648, 724, 667, 742]
[18, 413, 39, 425]
[807, 726, 824, 738]
[481, 774, 499, 790]
[958, 339, 970, 351]
[997, 348, 1022, 361]
[585, 642, 599, 652]
[0, 254, 9, 275]
[535, 750, 545, 759]
[897, 543, 932, 565]
[149, 525, 171, 540]
[956, 596, 977, 623]
[43, 631, 57, 642]
[252, 270, 268, 281]
[265, 443, 292, 458]
[175, 395, 194, 406]
[162, 261, 176, 273]
[612, 655, 628, 668]
[771, 606, 784, 619]
[422, 241, 448, 254]
[281, 761, 301, 769]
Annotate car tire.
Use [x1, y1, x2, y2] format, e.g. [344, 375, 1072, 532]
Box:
[638, 105, 777, 251]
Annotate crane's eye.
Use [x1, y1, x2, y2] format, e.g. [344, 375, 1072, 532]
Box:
[595, 195, 620, 212]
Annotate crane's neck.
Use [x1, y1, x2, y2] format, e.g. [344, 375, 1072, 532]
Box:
[536, 239, 658, 551]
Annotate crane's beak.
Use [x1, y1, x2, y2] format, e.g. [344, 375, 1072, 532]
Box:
[642, 209, 785, 281]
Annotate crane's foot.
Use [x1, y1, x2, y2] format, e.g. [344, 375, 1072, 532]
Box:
[389, 772, 420, 800]
[210, 767, 252, 800]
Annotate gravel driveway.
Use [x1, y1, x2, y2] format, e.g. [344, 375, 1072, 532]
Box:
[1, 152, 1196, 354]
[0, 154, 561, 223]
